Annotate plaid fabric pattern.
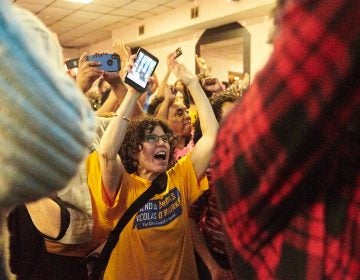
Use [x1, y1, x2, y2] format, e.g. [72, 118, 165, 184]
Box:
[211, 0, 360, 279]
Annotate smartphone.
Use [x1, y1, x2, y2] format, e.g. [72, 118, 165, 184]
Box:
[173, 47, 182, 59]
[87, 53, 121, 72]
[65, 58, 79, 70]
[124, 48, 159, 92]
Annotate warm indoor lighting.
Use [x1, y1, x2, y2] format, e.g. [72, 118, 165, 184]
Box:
[65, 0, 94, 4]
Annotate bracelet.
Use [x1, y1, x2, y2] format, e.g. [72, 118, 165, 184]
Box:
[122, 116, 130, 122]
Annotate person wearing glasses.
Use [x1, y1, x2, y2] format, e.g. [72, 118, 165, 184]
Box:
[92, 52, 218, 279]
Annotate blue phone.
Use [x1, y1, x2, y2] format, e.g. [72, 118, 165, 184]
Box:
[87, 53, 121, 72]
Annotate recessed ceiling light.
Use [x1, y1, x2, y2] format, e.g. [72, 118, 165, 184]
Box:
[65, 0, 94, 4]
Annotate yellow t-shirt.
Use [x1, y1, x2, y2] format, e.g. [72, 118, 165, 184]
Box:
[47, 151, 208, 279]
[103, 153, 208, 280]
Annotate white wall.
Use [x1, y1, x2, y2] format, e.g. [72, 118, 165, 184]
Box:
[205, 56, 244, 83]
[244, 16, 274, 80]
[142, 32, 200, 84]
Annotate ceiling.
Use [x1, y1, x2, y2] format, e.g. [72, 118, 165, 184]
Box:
[12, 0, 195, 49]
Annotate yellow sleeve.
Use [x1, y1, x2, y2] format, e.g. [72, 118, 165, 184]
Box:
[170, 153, 209, 205]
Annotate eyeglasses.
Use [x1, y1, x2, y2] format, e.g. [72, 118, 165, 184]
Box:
[144, 134, 172, 144]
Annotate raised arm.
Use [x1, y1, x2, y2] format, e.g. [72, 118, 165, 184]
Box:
[168, 55, 218, 179]
[98, 55, 145, 200]
[155, 84, 176, 122]
[96, 72, 127, 116]
[153, 68, 171, 100]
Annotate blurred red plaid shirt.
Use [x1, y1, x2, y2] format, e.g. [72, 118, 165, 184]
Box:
[211, 0, 360, 279]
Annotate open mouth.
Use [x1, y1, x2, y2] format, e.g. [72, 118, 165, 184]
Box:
[154, 151, 167, 161]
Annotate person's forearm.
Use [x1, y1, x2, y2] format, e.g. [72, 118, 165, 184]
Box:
[188, 80, 218, 137]
[154, 69, 171, 99]
[96, 91, 118, 115]
[188, 79, 218, 179]
[96, 80, 126, 115]
[109, 79, 127, 102]
[155, 96, 171, 122]
[99, 89, 141, 159]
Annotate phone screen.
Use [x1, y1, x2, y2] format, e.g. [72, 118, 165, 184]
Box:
[125, 48, 158, 92]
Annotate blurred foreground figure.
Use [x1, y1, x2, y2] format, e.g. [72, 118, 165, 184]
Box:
[0, 0, 95, 206]
[0, 0, 95, 277]
[211, 0, 360, 279]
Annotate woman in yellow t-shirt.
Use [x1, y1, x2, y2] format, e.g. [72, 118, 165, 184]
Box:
[96, 52, 218, 279]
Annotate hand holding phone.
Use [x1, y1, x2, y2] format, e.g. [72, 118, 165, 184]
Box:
[173, 47, 182, 59]
[124, 48, 159, 92]
[87, 53, 121, 72]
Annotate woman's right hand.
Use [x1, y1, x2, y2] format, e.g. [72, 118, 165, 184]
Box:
[124, 53, 155, 95]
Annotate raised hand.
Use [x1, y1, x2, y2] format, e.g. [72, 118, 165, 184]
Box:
[167, 53, 196, 86]
[200, 76, 223, 93]
[195, 54, 210, 75]
[113, 39, 131, 81]
[76, 52, 103, 93]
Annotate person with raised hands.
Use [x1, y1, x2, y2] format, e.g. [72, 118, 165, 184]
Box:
[155, 80, 193, 160]
[95, 51, 218, 279]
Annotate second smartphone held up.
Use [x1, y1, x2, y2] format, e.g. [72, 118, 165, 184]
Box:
[125, 48, 159, 92]
[87, 53, 121, 72]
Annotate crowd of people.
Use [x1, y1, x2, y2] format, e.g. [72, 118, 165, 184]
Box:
[1, 0, 359, 279]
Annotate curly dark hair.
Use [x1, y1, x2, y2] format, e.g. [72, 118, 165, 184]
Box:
[119, 116, 178, 173]
[193, 92, 238, 144]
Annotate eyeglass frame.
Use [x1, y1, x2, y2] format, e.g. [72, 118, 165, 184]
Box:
[144, 133, 172, 144]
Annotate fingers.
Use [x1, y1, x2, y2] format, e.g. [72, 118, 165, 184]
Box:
[78, 52, 87, 67]
[124, 54, 137, 73]
[136, 75, 156, 93]
[148, 76, 155, 83]
[78, 52, 102, 71]
[114, 40, 130, 60]
[112, 39, 121, 48]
